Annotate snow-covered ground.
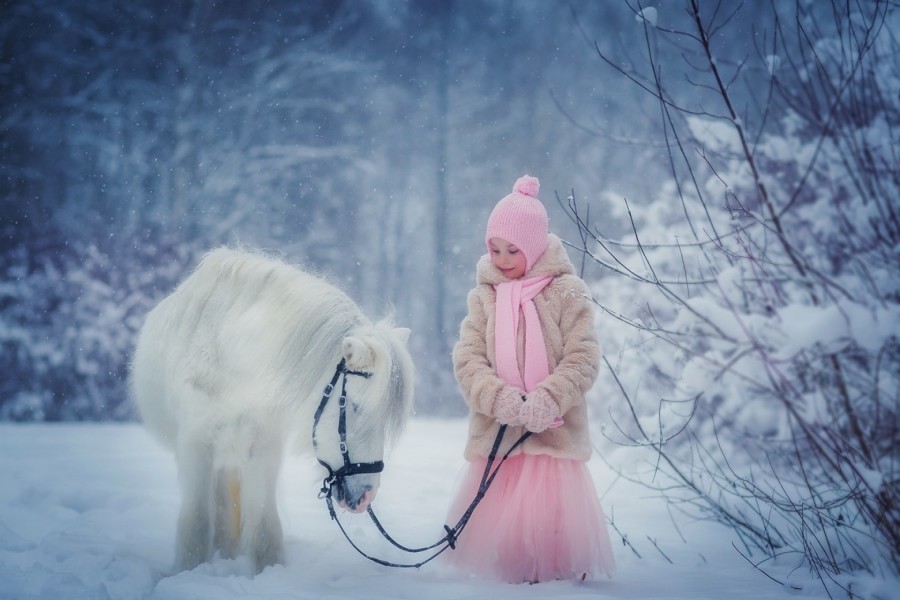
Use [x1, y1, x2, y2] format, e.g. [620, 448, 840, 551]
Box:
[0, 418, 893, 600]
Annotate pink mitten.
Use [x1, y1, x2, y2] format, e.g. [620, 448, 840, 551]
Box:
[493, 386, 526, 426]
[521, 388, 561, 433]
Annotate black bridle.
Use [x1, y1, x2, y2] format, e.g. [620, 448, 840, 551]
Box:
[312, 358, 383, 499]
[312, 359, 531, 569]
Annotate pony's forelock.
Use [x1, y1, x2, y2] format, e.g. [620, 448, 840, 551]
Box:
[369, 318, 415, 449]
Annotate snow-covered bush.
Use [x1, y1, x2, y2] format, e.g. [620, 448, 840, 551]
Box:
[577, 0, 899, 593]
[0, 223, 198, 421]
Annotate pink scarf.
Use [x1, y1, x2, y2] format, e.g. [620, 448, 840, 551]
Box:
[493, 276, 554, 392]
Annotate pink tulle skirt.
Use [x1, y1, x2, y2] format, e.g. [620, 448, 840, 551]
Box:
[443, 453, 616, 583]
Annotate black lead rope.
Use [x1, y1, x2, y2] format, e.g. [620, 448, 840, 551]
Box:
[324, 426, 532, 568]
[313, 359, 532, 569]
[362, 425, 532, 564]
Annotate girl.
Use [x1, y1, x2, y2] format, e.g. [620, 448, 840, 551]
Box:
[445, 175, 615, 583]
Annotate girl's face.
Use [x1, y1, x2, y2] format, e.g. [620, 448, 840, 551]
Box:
[489, 238, 527, 279]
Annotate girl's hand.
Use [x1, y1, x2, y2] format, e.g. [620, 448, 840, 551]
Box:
[521, 388, 561, 433]
[493, 386, 527, 426]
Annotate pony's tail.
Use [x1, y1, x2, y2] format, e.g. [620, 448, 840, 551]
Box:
[214, 467, 242, 559]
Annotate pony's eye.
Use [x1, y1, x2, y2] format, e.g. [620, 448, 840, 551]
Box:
[351, 402, 361, 414]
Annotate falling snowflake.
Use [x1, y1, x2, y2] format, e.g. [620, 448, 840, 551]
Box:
[636, 7, 658, 27]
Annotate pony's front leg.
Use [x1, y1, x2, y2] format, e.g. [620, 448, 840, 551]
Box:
[175, 436, 215, 571]
[239, 436, 285, 574]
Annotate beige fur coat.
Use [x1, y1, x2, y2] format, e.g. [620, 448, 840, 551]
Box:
[453, 234, 600, 461]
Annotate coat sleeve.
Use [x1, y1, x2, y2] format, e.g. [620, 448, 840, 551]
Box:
[452, 287, 510, 418]
[536, 277, 600, 416]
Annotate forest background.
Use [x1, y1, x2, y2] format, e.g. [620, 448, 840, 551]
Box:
[2, 0, 772, 420]
[2, 1, 898, 596]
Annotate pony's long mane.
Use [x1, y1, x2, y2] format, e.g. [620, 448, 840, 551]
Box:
[199, 247, 414, 442]
[200, 246, 365, 380]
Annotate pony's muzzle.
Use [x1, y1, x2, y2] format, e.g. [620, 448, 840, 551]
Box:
[334, 477, 378, 513]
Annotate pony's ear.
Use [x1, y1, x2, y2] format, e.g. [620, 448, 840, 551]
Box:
[393, 327, 411, 346]
[342, 336, 375, 370]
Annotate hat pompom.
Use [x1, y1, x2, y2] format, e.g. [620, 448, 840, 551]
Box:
[513, 175, 540, 198]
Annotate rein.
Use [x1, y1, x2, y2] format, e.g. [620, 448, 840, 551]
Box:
[312, 360, 531, 568]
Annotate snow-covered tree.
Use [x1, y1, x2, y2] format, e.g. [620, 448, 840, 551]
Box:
[576, 0, 899, 593]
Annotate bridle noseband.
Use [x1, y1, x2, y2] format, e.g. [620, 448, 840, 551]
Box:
[312, 358, 383, 499]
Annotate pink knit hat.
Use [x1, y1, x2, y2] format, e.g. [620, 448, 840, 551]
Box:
[485, 175, 549, 272]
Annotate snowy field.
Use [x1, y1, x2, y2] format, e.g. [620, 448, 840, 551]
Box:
[0, 418, 894, 600]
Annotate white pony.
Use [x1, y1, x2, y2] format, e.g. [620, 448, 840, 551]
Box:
[130, 247, 415, 574]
